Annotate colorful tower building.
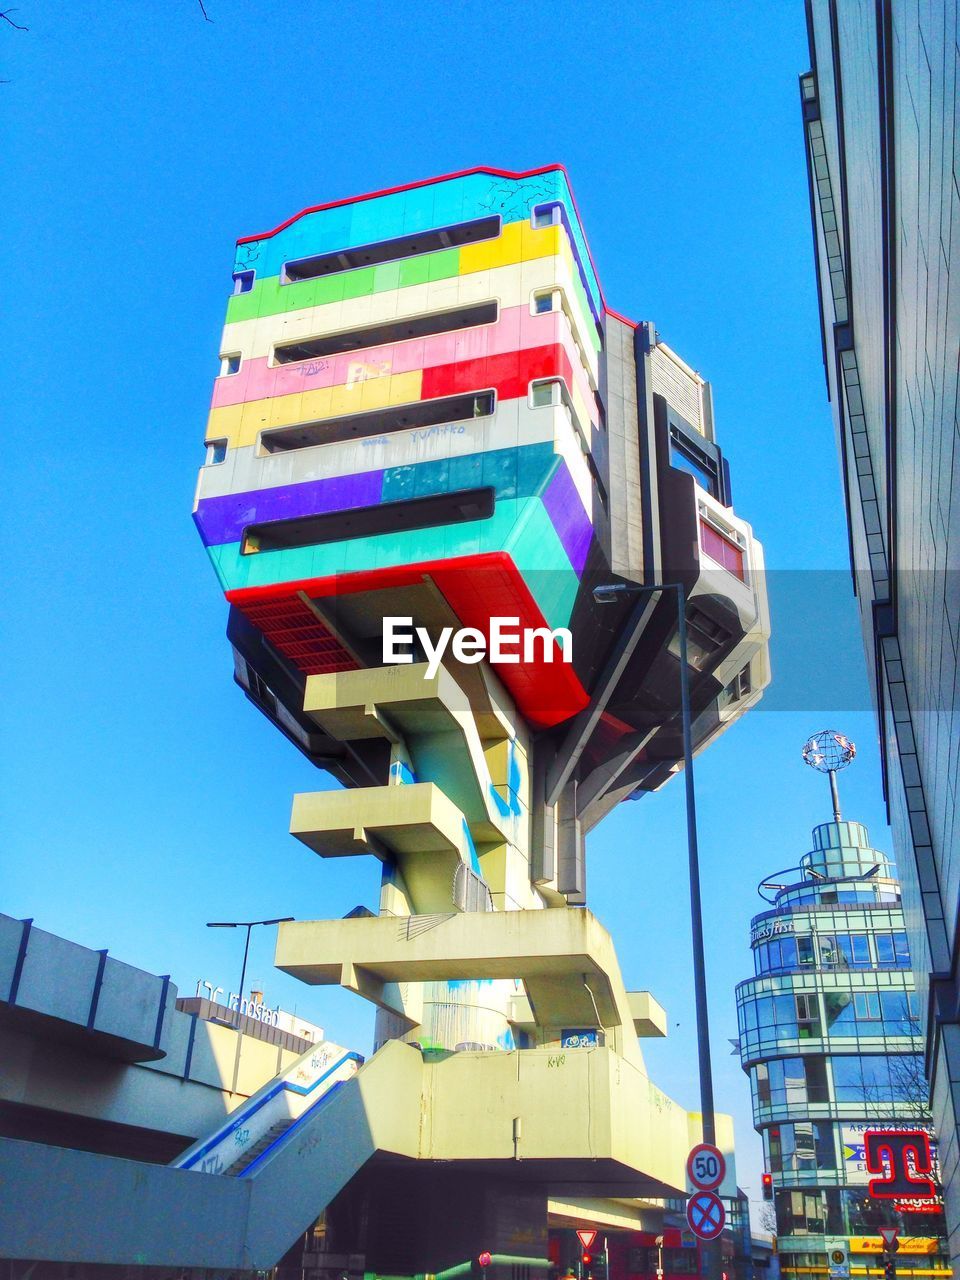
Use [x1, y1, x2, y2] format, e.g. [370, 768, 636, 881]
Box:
[736, 735, 949, 1280]
[185, 165, 772, 1274]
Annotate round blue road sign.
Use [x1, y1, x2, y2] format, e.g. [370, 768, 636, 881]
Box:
[686, 1190, 725, 1241]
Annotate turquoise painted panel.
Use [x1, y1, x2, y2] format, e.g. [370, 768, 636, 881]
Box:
[504, 503, 581, 628]
[379, 443, 555, 506]
[206, 492, 583, 608]
[210, 499, 534, 591]
[233, 170, 602, 316]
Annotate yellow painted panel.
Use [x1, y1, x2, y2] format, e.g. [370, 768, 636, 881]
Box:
[206, 370, 422, 449]
[459, 221, 560, 275]
[519, 219, 562, 261]
[850, 1238, 940, 1256]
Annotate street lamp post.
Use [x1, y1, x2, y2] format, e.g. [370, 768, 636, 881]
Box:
[594, 581, 719, 1278]
[206, 917, 294, 1027]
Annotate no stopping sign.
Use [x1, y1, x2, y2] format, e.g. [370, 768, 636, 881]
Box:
[686, 1191, 726, 1241]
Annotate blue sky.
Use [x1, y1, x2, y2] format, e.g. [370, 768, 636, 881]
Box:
[3, 0, 893, 1228]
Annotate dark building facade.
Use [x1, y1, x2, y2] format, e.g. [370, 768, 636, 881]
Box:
[801, 2, 960, 1264]
[737, 816, 949, 1279]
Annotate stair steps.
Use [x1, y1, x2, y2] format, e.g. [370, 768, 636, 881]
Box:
[226, 1119, 295, 1176]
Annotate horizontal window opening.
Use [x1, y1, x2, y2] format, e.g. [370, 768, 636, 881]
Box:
[242, 486, 495, 555]
[221, 353, 241, 376]
[232, 270, 255, 295]
[273, 301, 498, 366]
[260, 391, 495, 454]
[282, 215, 501, 283]
[206, 439, 228, 465]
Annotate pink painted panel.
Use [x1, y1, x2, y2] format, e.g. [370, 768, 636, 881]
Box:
[211, 305, 558, 409]
[210, 307, 597, 428]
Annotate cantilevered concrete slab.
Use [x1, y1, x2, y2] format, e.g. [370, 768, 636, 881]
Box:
[291, 781, 471, 862]
[302, 662, 516, 840]
[276, 908, 661, 1062]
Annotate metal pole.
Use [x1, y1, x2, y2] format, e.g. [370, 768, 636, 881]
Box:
[236, 923, 253, 1029]
[675, 585, 720, 1280]
[591, 581, 721, 1279]
[828, 769, 841, 822]
[674, 584, 716, 1146]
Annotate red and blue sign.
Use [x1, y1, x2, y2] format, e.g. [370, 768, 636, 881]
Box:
[686, 1190, 725, 1241]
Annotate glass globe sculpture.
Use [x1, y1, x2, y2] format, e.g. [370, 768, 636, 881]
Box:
[802, 730, 857, 773]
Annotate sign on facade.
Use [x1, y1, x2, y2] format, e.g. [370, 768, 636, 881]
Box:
[825, 1238, 850, 1277]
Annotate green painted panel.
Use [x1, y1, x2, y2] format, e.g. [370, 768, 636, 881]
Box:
[225, 266, 381, 325]
[222, 238, 599, 348]
[427, 248, 461, 281]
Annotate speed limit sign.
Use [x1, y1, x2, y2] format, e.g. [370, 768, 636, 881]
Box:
[687, 1142, 726, 1191]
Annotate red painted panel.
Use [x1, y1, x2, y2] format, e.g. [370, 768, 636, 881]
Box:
[227, 551, 588, 727]
[421, 344, 577, 406]
[699, 520, 745, 581]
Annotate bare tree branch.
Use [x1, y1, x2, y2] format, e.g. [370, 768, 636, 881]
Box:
[0, 9, 28, 31]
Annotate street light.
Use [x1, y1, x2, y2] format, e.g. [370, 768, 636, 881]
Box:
[593, 579, 719, 1279]
[206, 917, 294, 1027]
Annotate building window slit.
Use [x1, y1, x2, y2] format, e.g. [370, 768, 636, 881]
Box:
[273, 301, 498, 366]
[282, 215, 501, 283]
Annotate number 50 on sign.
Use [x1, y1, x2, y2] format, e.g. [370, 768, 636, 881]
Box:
[687, 1143, 726, 1192]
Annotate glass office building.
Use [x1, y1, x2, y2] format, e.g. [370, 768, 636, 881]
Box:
[737, 817, 949, 1278]
[801, 3, 960, 1264]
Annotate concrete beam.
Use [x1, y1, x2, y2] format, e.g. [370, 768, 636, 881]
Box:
[276, 909, 645, 1063]
[627, 991, 668, 1038]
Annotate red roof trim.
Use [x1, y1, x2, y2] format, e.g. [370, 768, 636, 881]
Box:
[604, 306, 639, 330]
[236, 164, 568, 245]
[234, 163, 640, 335]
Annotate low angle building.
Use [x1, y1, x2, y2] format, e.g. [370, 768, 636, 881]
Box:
[0, 165, 770, 1278]
[736, 739, 949, 1280]
[801, 3, 960, 1259]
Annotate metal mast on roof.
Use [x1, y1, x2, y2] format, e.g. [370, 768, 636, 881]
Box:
[802, 729, 857, 821]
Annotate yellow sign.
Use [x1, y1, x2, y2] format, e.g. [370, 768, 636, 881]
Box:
[849, 1238, 938, 1255]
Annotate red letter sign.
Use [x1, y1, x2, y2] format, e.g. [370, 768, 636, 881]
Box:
[865, 1130, 936, 1198]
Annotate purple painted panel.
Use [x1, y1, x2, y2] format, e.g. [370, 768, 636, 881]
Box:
[542, 464, 592, 575]
[194, 470, 384, 547]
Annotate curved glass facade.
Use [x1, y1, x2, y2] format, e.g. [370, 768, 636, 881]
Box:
[736, 820, 949, 1277]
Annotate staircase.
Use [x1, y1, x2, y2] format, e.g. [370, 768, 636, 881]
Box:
[226, 1119, 295, 1176]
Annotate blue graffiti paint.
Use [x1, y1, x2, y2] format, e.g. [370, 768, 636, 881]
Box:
[460, 819, 482, 874]
[390, 760, 417, 785]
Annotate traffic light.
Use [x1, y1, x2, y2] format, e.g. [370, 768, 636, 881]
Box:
[581, 1254, 592, 1268]
[762, 1173, 773, 1201]
[884, 1257, 896, 1280]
